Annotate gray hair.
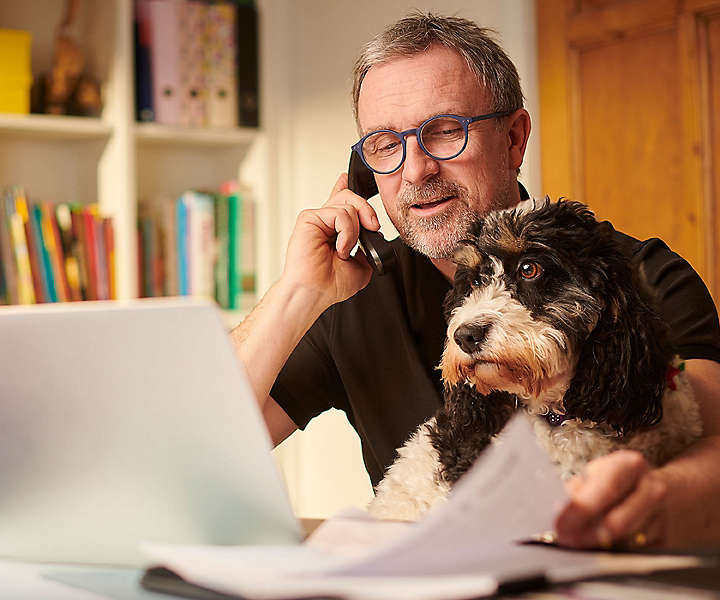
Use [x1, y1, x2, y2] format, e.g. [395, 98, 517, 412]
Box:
[351, 12, 524, 124]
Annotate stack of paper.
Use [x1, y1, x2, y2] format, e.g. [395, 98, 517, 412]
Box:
[143, 415, 703, 599]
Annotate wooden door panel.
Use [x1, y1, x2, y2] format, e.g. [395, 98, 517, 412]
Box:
[577, 29, 700, 266]
[538, 0, 720, 305]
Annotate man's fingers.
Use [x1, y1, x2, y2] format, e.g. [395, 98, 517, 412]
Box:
[301, 205, 359, 260]
[601, 473, 667, 547]
[572, 451, 649, 515]
[556, 451, 658, 548]
[326, 173, 380, 232]
[330, 173, 349, 196]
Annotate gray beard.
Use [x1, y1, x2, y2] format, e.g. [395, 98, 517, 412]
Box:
[394, 178, 510, 259]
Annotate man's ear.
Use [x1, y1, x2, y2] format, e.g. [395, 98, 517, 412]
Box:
[506, 108, 531, 171]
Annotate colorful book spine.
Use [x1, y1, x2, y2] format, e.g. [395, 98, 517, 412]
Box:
[8, 209, 35, 304]
[82, 206, 99, 301]
[31, 204, 56, 302]
[103, 217, 116, 299]
[179, 0, 208, 127]
[214, 191, 229, 308]
[176, 195, 189, 295]
[15, 191, 45, 302]
[134, 0, 155, 122]
[188, 191, 215, 299]
[205, 2, 238, 128]
[225, 182, 240, 309]
[148, 0, 183, 125]
[0, 191, 19, 304]
[236, 1, 259, 127]
[56, 204, 82, 302]
[41, 202, 68, 302]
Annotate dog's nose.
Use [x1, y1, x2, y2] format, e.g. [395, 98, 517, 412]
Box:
[453, 324, 490, 354]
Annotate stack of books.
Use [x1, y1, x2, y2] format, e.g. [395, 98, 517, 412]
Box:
[134, 0, 258, 128]
[138, 181, 255, 310]
[0, 187, 115, 305]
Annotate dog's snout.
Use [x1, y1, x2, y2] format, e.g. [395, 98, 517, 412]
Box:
[453, 324, 489, 354]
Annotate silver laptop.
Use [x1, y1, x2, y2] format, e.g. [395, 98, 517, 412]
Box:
[0, 298, 303, 566]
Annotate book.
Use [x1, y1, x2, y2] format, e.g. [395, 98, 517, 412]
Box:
[187, 191, 215, 300]
[103, 217, 116, 299]
[56, 204, 83, 302]
[235, 1, 259, 127]
[0, 190, 19, 304]
[8, 201, 35, 304]
[176, 194, 190, 296]
[205, 2, 238, 128]
[31, 204, 56, 302]
[70, 207, 89, 301]
[41, 202, 69, 302]
[134, 0, 155, 122]
[148, 0, 183, 125]
[225, 182, 240, 309]
[82, 206, 99, 301]
[214, 191, 229, 308]
[15, 191, 45, 303]
[179, 0, 208, 127]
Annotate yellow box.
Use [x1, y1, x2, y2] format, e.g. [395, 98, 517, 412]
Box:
[0, 28, 32, 81]
[0, 78, 31, 113]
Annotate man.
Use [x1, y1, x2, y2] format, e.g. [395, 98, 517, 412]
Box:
[233, 13, 720, 550]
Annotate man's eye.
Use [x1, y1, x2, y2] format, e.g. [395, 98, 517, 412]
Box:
[519, 261, 542, 280]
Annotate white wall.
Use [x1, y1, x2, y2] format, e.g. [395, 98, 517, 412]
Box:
[258, 0, 541, 518]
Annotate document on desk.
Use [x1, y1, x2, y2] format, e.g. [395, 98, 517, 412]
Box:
[142, 415, 703, 600]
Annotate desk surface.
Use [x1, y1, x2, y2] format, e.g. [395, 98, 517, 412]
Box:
[3, 556, 720, 600]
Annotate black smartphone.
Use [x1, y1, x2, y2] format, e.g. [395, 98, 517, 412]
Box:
[347, 151, 397, 275]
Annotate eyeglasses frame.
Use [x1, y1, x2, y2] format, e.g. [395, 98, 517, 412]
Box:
[351, 110, 514, 175]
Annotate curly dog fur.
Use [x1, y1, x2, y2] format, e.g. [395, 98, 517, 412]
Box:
[368, 199, 701, 521]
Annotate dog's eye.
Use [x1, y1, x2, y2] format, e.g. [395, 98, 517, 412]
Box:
[519, 261, 542, 280]
[471, 278, 481, 287]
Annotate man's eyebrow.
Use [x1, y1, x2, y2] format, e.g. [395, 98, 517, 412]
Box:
[360, 111, 467, 137]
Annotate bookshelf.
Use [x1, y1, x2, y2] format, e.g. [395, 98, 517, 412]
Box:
[0, 0, 264, 314]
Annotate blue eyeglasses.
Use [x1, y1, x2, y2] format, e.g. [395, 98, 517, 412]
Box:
[351, 111, 513, 175]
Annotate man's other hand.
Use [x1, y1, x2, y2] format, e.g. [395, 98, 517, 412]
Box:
[554, 450, 667, 549]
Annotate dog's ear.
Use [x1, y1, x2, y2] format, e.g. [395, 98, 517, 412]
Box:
[562, 226, 670, 434]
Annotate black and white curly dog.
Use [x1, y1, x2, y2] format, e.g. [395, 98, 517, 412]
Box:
[369, 198, 702, 521]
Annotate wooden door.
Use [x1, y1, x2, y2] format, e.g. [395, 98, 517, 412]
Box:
[537, 0, 720, 306]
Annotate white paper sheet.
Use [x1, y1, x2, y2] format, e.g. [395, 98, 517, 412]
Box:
[143, 415, 703, 599]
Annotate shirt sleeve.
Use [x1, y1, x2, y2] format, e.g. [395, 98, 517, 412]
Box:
[632, 236, 720, 363]
[270, 307, 350, 429]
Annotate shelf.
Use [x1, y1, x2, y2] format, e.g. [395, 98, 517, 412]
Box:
[0, 114, 113, 141]
[134, 123, 258, 148]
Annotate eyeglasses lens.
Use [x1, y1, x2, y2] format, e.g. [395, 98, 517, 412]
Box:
[361, 116, 467, 173]
[420, 117, 466, 158]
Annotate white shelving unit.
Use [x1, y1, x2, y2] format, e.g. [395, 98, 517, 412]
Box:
[0, 0, 265, 311]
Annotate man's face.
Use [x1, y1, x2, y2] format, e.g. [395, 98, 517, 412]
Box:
[357, 45, 527, 259]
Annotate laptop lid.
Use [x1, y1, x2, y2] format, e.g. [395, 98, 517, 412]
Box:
[0, 298, 303, 566]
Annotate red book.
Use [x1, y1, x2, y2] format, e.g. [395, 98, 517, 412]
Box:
[70, 209, 89, 300]
[103, 217, 116, 300]
[82, 207, 99, 301]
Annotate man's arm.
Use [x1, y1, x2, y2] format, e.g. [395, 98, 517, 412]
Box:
[556, 358, 720, 549]
[230, 174, 379, 445]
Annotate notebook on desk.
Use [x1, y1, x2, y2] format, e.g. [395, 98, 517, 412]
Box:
[0, 298, 303, 566]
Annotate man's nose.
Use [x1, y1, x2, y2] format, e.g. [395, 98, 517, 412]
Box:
[401, 135, 439, 185]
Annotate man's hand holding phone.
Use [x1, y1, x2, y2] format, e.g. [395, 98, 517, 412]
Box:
[282, 173, 381, 311]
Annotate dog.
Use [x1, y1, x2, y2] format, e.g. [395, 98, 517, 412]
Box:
[368, 198, 702, 521]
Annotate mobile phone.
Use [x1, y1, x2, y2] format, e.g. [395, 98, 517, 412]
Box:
[347, 151, 397, 275]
